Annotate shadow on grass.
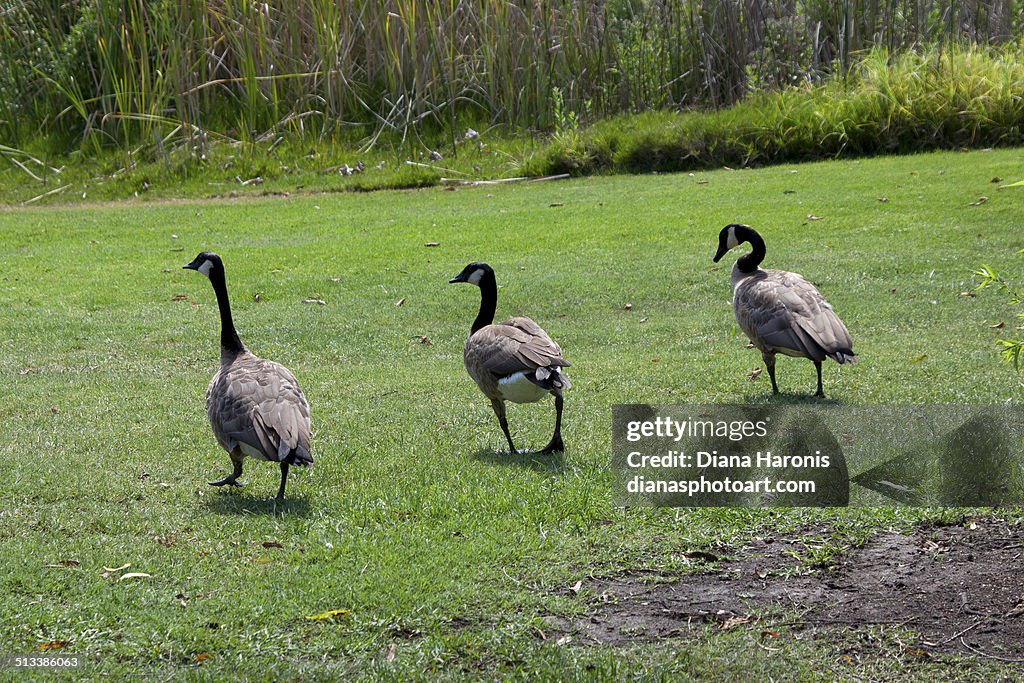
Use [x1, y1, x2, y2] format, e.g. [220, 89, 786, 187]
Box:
[202, 489, 313, 517]
[470, 448, 567, 474]
[741, 392, 843, 406]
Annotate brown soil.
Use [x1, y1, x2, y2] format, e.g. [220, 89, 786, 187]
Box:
[545, 518, 1024, 661]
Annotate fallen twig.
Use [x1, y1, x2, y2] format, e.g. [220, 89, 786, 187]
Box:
[10, 158, 43, 182]
[23, 184, 70, 205]
[936, 619, 984, 645]
[959, 636, 1024, 662]
[440, 173, 570, 187]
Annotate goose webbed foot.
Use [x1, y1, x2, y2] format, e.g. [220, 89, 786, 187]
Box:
[208, 475, 244, 488]
[537, 434, 565, 455]
[209, 459, 244, 487]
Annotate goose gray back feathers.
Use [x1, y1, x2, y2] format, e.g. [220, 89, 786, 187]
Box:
[732, 266, 855, 364]
[207, 351, 312, 465]
[464, 316, 571, 401]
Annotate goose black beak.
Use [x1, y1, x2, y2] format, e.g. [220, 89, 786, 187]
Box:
[449, 273, 468, 284]
[183, 256, 202, 271]
[713, 245, 728, 263]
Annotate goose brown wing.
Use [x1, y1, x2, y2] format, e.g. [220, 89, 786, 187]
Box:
[207, 355, 312, 462]
[738, 270, 854, 361]
[467, 316, 570, 378]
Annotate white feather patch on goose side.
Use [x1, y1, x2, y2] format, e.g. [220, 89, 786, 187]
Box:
[497, 371, 547, 403]
[239, 441, 268, 460]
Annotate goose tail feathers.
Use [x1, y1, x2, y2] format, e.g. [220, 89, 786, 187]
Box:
[531, 366, 572, 391]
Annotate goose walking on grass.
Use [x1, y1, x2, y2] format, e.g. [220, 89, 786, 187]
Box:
[184, 252, 312, 500]
[450, 262, 570, 454]
[713, 224, 856, 398]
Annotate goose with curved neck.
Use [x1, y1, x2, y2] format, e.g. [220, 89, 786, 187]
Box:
[713, 224, 857, 397]
[184, 252, 313, 500]
[450, 262, 570, 455]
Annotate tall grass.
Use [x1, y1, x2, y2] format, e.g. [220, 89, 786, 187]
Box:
[525, 44, 1024, 176]
[1, 0, 1023, 159]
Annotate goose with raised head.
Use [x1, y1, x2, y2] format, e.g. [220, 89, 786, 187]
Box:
[449, 262, 570, 454]
[184, 252, 312, 500]
[713, 224, 856, 397]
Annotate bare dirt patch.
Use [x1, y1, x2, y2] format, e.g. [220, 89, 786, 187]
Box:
[547, 518, 1024, 661]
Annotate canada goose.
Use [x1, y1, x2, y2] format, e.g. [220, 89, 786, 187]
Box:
[449, 262, 570, 454]
[184, 252, 312, 500]
[713, 224, 856, 397]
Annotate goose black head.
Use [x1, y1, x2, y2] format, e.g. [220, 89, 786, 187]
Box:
[449, 262, 494, 287]
[713, 224, 751, 262]
[183, 251, 223, 278]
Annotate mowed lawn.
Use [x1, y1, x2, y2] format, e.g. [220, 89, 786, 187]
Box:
[2, 148, 1024, 680]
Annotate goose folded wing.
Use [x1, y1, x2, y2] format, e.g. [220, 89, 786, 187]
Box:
[748, 275, 832, 359]
[475, 317, 569, 378]
[212, 362, 311, 460]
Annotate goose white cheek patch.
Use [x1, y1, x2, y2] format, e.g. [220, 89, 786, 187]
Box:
[197, 260, 215, 277]
[726, 226, 739, 250]
[467, 269, 484, 285]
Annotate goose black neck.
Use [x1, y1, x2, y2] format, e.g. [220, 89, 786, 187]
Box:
[472, 271, 498, 334]
[210, 267, 245, 356]
[737, 228, 766, 273]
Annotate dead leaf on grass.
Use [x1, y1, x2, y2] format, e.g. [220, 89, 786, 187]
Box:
[989, 322, 1005, 329]
[118, 572, 151, 582]
[395, 297, 405, 307]
[569, 580, 583, 594]
[195, 653, 212, 662]
[806, 214, 824, 221]
[720, 616, 751, 629]
[262, 541, 284, 549]
[747, 368, 762, 382]
[305, 609, 351, 621]
[424, 242, 440, 247]
[37, 641, 69, 651]
[46, 560, 80, 568]
[302, 298, 326, 305]
[386, 643, 397, 663]
[416, 335, 433, 345]
[968, 196, 989, 206]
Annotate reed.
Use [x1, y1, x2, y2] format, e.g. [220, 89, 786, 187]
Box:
[1, 0, 1022, 159]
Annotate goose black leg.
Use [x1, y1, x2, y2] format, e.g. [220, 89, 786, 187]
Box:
[538, 393, 565, 454]
[763, 352, 779, 394]
[814, 361, 825, 398]
[209, 457, 244, 487]
[276, 462, 289, 501]
[490, 398, 518, 454]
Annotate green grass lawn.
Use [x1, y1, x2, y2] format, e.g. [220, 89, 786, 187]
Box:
[2, 148, 1024, 680]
